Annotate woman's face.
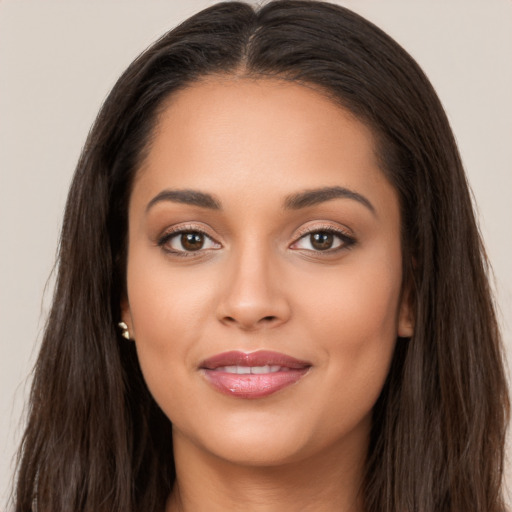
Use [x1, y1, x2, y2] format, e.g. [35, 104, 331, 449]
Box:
[122, 78, 413, 468]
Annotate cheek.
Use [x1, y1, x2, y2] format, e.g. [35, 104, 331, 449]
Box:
[127, 249, 215, 336]
[125, 252, 216, 406]
[296, 247, 402, 349]
[291, 249, 401, 426]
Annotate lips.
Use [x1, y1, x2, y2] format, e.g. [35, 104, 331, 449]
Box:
[199, 350, 311, 399]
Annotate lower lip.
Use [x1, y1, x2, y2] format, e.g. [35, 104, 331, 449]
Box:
[201, 369, 309, 399]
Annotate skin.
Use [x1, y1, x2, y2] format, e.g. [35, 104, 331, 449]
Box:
[122, 78, 414, 512]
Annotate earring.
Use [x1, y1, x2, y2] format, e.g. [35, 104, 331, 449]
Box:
[118, 321, 131, 340]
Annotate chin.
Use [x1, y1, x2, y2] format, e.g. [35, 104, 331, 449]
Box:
[204, 431, 312, 467]
[174, 406, 361, 469]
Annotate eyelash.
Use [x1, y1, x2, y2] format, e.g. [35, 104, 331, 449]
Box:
[157, 224, 356, 257]
[157, 224, 219, 258]
[292, 225, 357, 253]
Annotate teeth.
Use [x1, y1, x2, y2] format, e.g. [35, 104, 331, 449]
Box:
[252, 365, 281, 374]
[216, 365, 282, 374]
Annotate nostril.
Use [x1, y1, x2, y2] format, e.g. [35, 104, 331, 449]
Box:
[222, 315, 278, 326]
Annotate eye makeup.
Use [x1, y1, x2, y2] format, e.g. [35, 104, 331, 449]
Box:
[155, 220, 357, 259]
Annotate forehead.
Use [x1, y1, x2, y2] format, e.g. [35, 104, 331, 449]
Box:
[133, 77, 395, 215]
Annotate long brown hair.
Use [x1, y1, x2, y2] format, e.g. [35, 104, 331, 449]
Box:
[14, 1, 509, 511]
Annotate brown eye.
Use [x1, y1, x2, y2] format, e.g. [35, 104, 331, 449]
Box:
[310, 232, 334, 250]
[181, 232, 204, 251]
[159, 229, 221, 254]
[291, 228, 355, 253]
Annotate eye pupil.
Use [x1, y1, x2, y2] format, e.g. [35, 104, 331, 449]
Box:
[311, 232, 333, 250]
[181, 232, 204, 251]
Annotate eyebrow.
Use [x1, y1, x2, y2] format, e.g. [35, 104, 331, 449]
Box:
[284, 186, 376, 215]
[146, 189, 221, 213]
[145, 185, 375, 215]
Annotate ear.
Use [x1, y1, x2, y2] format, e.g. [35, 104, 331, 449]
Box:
[120, 296, 135, 339]
[397, 285, 415, 338]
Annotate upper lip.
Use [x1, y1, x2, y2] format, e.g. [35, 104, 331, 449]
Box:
[200, 350, 312, 370]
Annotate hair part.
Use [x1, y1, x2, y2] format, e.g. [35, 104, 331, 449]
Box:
[14, 2, 509, 511]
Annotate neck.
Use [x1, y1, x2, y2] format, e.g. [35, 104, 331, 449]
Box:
[166, 428, 367, 512]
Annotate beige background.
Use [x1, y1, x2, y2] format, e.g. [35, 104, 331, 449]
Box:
[1, 1, 511, 509]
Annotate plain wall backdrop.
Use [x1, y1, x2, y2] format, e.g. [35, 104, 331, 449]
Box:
[1, 0, 511, 509]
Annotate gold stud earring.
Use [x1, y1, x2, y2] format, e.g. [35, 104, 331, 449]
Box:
[118, 321, 131, 340]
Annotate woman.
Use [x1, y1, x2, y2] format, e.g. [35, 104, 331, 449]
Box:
[12, 1, 509, 511]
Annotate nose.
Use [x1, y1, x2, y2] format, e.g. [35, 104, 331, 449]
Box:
[215, 245, 291, 331]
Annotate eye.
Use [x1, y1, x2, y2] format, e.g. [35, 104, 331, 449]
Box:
[158, 229, 221, 255]
[291, 228, 355, 252]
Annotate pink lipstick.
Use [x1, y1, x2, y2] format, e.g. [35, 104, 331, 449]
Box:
[199, 350, 311, 399]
